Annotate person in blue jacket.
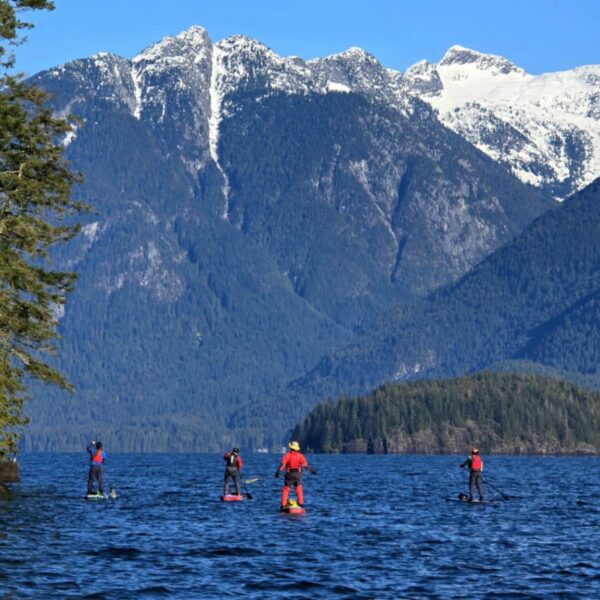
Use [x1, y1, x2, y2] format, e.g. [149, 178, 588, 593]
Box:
[87, 440, 106, 495]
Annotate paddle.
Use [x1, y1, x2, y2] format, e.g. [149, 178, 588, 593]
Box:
[101, 472, 118, 499]
[242, 479, 253, 500]
[243, 477, 260, 484]
[481, 477, 510, 501]
[460, 464, 510, 501]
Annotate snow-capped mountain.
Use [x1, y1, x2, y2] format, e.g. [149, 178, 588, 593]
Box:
[49, 30, 600, 201]
[37, 26, 550, 296]
[403, 45, 600, 198]
[26, 27, 558, 451]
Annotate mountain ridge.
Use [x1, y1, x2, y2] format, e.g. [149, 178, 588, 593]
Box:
[20, 25, 593, 451]
[46, 26, 600, 199]
[405, 46, 600, 197]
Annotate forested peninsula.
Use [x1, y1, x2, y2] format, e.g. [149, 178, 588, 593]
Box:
[292, 372, 600, 454]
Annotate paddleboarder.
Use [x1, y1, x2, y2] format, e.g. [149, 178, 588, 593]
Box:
[87, 440, 106, 496]
[460, 447, 484, 502]
[223, 447, 243, 496]
[275, 441, 316, 509]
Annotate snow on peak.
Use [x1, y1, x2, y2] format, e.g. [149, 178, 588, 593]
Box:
[217, 34, 272, 55]
[181, 24, 210, 40]
[130, 25, 214, 120]
[308, 46, 409, 110]
[214, 34, 313, 96]
[440, 44, 479, 61]
[92, 51, 113, 61]
[133, 25, 212, 64]
[335, 47, 375, 61]
[405, 45, 600, 197]
[403, 60, 443, 95]
[439, 45, 524, 76]
[45, 24, 600, 199]
[315, 46, 381, 69]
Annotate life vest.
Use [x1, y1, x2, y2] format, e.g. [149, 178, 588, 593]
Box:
[470, 455, 483, 471]
[224, 453, 241, 470]
[92, 449, 103, 464]
[282, 451, 307, 472]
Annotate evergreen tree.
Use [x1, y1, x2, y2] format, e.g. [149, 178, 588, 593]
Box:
[0, 1, 84, 456]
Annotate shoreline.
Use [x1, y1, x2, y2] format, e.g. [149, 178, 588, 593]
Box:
[0, 460, 20, 500]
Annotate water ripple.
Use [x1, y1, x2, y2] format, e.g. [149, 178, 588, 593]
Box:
[0, 454, 599, 598]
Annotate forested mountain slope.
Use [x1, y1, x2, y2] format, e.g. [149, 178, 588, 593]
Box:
[247, 178, 600, 446]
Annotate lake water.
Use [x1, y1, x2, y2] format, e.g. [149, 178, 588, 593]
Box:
[1, 453, 599, 598]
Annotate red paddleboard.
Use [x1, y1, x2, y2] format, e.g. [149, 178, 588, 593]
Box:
[279, 506, 306, 515]
[220, 494, 245, 502]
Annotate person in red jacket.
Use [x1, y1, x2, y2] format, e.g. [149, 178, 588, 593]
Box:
[460, 447, 484, 501]
[274, 441, 316, 508]
[223, 447, 243, 496]
[87, 440, 106, 496]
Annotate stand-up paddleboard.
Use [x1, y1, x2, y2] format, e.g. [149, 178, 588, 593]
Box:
[279, 506, 305, 515]
[85, 489, 117, 501]
[279, 500, 305, 515]
[447, 493, 495, 504]
[85, 493, 109, 501]
[220, 494, 245, 502]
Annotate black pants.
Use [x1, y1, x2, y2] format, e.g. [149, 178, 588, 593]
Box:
[284, 470, 301, 489]
[224, 469, 241, 495]
[469, 471, 483, 500]
[88, 465, 104, 494]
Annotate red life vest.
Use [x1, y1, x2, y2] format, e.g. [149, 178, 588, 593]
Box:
[281, 451, 307, 472]
[92, 449, 103, 464]
[471, 455, 482, 471]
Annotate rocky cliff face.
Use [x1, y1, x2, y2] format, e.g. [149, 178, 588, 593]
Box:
[340, 430, 599, 455]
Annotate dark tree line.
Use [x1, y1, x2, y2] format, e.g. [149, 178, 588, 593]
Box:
[292, 372, 600, 454]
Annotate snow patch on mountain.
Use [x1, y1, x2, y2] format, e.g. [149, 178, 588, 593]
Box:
[405, 46, 600, 197]
[99, 242, 184, 302]
[393, 350, 437, 381]
[131, 65, 143, 120]
[82, 222, 100, 243]
[326, 81, 351, 93]
[208, 43, 231, 218]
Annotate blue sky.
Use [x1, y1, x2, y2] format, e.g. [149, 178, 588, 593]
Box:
[14, 0, 600, 76]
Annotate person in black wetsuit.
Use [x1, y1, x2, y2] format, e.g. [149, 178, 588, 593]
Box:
[460, 447, 484, 501]
[223, 447, 243, 496]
